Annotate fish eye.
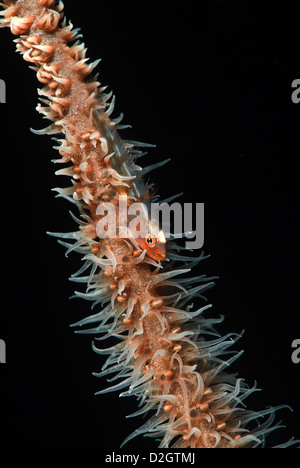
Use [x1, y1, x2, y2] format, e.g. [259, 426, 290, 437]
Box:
[145, 234, 156, 247]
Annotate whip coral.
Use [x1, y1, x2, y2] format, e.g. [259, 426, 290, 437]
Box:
[0, 0, 298, 448]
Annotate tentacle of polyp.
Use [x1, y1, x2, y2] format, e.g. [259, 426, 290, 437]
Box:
[0, 0, 298, 448]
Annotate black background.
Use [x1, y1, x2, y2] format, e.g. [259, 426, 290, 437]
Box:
[0, 0, 299, 448]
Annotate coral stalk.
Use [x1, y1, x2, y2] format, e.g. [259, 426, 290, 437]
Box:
[0, 0, 296, 448]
